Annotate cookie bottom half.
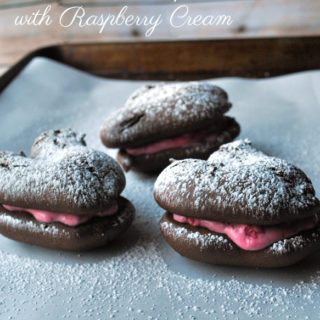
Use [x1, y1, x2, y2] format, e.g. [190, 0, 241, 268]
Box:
[117, 117, 240, 173]
[0, 197, 135, 251]
[160, 213, 320, 268]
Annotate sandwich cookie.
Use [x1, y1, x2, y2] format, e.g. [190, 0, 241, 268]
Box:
[100, 82, 240, 173]
[154, 140, 320, 267]
[0, 129, 135, 250]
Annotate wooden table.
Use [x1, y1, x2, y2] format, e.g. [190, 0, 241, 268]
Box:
[0, 0, 320, 76]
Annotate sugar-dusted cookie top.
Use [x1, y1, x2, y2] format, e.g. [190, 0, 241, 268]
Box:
[101, 82, 231, 148]
[0, 129, 125, 215]
[30, 129, 87, 158]
[154, 140, 319, 225]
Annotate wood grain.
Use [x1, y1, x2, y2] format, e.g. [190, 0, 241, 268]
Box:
[0, 0, 319, 76]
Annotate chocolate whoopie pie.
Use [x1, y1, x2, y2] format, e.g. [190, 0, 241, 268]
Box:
[0, 129, 135, 251]
[100, 82, 240, 173]
[154, 140, 320, 268]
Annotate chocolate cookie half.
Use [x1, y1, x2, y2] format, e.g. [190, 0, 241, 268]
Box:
[154, 140, 320, 267]
[100, 82, 240, 173]
[0, 197, 134, 251]
[0, 129, 135, 250]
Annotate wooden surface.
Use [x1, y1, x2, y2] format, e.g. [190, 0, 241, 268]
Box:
[47, 38, 320, 79]
[0, 0, 320, 76]
[2, 37, 320, 94]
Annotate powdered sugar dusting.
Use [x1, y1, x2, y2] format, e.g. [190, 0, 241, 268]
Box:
[160, 214, 320, 257]
[125, 82, 229, 119]
[102, 82, 231, 146]
[0, 213, 63, 236]
[154, 139, 318, 223]
[1, 197, 320, 320]
[1, 58, 320, 319]
[30, 129, 87, 159]
[161, 220, 234, 251]
[269, 227, 320, 255]
[0, 129, 125, 214]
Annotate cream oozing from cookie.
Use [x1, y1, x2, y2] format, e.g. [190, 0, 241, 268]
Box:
[173, 214, 318, 251]
[2, 203, 118, 227]
[126, 128, 217, 156]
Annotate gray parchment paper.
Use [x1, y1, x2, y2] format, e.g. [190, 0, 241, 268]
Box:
[0, 57, 319, 320]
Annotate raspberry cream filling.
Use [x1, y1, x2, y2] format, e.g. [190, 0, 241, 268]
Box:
[173, 214, 318, 251]
[126, 129, 218, 156]
[2, 203, 118, 227]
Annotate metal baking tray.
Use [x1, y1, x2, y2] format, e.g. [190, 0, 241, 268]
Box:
[1, 37, 320, 320]
[1, 36, 320, 93]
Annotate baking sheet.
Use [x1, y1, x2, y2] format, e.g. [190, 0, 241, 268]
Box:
[0, 57, 320, 320]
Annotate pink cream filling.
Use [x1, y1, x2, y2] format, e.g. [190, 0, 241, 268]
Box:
[173, 214, 318, 251]
[2, 203, 118, 227]
[126, 129, 217, 156]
